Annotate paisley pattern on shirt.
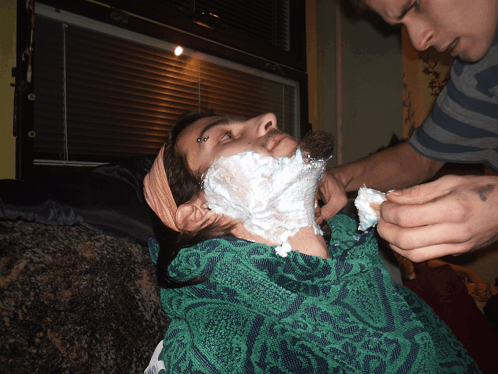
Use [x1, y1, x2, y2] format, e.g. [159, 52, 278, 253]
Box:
[159, 213, 480, 373]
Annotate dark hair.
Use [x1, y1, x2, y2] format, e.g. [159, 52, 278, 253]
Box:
[343, 0, 370, 14]
[163, 111, 209, 207]
[151, 111, 234, 289]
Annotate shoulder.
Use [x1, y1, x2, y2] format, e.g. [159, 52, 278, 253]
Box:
[450, 32, 498, 100]
[326, 213, 381, 268]
[168, 236, 271, 281]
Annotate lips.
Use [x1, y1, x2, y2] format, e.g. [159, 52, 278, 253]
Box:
[447, 38, 459, 55]
[268, 133, 288, 152]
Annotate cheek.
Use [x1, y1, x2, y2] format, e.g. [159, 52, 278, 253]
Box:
[459, 1, 496, 37]
[228, 140, 256, 155]
[464, 22, 497, 61]
[213, 143, 251, 164]
[186, 153, 199, 173]
[466, 44, 490, 62]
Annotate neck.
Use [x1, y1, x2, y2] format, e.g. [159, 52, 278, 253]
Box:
[288, 227, 329, 259]
[232, 224, 329, 259]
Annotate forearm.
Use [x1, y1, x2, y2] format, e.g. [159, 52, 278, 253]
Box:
[328, 142, 444, 193]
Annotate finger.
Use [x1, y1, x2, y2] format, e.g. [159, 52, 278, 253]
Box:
[380, 197, 464, 228]
[315, 205, 323, 224]
[378, 218, 472, 251]
[388, 241, 473, 263]
[386, 177, 455, 205]
[318, 194, 348, 222]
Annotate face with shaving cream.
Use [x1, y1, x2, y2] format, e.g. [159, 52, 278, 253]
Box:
[202, 130, 334, 244]
[202, 148, 328, 244]
[175, 112, 334, 244]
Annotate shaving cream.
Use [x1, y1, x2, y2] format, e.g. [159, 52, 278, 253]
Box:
[203, 148, 327, 246]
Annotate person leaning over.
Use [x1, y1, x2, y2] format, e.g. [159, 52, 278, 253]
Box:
[317, 0, 498, 263]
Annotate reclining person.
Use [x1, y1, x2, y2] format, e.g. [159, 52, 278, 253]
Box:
[143, 112, 479, 373]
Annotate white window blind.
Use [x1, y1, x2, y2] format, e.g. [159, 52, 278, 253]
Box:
[33, 4, 299, 166]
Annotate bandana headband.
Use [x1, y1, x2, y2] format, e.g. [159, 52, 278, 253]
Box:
[143, 145, 179, 232]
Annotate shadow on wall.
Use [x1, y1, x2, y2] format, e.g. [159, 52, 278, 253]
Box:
[338, 0, 401, 39]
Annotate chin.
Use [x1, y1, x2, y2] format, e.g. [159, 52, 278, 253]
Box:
[459, 41, 494, 63]
[458, 52, 484, 63]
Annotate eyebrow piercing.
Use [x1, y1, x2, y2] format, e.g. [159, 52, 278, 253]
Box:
[197, 136, 209, 142]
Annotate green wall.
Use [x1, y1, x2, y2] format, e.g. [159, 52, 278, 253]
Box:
[309, 1, 402, 167]
[340, 15, 403, 164]
[0, 0, 16, 179]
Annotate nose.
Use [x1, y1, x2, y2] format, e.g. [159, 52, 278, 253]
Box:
[255, 113, 278, 136]
[405, 20, 435, 51]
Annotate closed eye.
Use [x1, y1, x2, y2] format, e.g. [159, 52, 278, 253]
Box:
[220, 131, 235, 142]
[393, 0, 421, 23]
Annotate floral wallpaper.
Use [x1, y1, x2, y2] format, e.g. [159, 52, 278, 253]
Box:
[401, 28, 454, 138]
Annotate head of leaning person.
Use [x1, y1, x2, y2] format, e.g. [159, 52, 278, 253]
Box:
[144, 111, 331, 288]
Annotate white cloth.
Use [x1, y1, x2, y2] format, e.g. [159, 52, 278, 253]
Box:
[354, 186, 386, 231]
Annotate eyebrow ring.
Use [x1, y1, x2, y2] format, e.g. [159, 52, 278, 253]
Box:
[196, 136, 209, 142]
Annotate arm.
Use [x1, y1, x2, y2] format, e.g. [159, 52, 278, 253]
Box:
[316, 141, 445, 222]
[330, 141, 444, 192]
[320, 141, 498, 260]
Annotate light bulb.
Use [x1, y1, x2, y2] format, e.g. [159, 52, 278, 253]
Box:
[174, 46, 183, 56]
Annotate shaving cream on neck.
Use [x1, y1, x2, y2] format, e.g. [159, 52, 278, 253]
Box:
[203, 148, 326, 245]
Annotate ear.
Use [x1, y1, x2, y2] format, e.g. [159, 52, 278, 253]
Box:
[175, 197, 214, 232]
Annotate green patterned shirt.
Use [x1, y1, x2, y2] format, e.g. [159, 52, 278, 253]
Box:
[157, 214, 480, 373]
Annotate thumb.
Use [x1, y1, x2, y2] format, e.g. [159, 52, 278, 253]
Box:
[318, 193, 348, 222]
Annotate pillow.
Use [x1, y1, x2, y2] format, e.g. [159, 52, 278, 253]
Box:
[0, 155, 155, 246]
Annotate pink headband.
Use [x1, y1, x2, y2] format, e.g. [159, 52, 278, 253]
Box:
[143, 145, 179, 232]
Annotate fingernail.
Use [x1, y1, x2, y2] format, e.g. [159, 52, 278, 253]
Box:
[387, 190, 401, 196]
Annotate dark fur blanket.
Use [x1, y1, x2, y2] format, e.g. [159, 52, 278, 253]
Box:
[0, 221, 168, 373]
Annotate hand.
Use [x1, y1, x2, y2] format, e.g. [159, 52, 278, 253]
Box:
[315, 170, 348, 224]
[378, 175, 498, 262]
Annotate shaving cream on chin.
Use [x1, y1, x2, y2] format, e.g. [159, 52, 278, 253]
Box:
[203, 148, 327, 246]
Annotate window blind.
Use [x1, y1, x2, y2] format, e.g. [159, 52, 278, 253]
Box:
[168, 0, 291, 51]
[33, 8, 299, 165]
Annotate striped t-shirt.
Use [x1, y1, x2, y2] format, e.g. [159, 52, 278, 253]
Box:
[409, 30, 498, 171]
